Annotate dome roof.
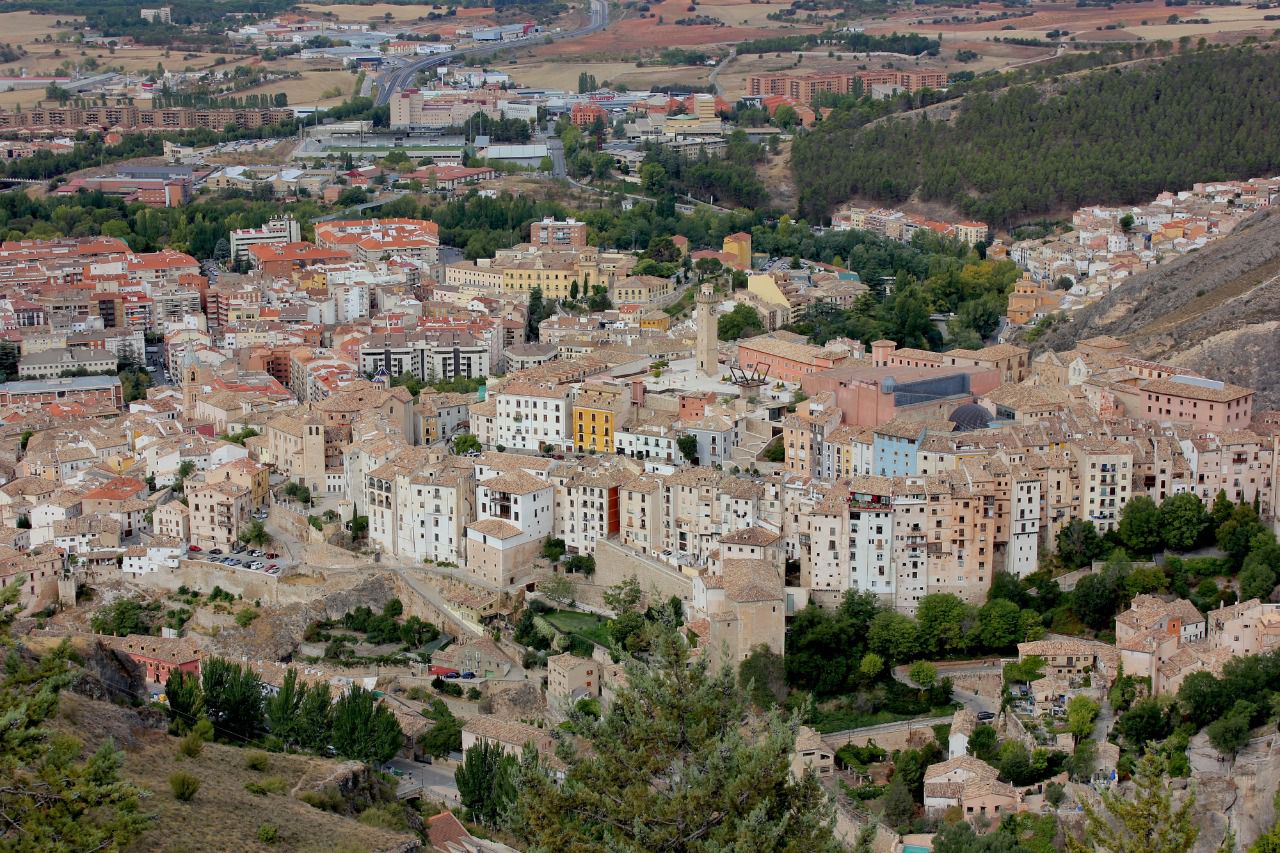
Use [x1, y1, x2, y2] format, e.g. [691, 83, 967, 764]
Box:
[948, 403, 994, 432]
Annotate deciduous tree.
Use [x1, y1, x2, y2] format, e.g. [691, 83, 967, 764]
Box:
[330, 685, 403, 766]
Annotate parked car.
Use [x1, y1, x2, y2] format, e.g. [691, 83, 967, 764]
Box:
[188, 545, 202, 552]
[250, 561, 265, 570]
[461, 671, 476, 680]
[266, 563, 278, 571]
[209, 549, 223, 556]
[977, 711, 996, 722]
[265, 552, 279, 559]
[444, 672, 461, 679]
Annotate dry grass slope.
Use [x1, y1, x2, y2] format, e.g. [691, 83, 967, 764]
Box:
[53, 691, 417, 853]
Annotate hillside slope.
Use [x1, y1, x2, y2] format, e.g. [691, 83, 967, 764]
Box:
[792, 47, 1280, 225]
[1039, 208, 1280, 407]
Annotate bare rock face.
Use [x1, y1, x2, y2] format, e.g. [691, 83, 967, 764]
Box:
[489, 681, 546, 721]
[1187, 728, 1280, 850]
[207, 573, 399, 661]
[1037, 208, 1280, 407]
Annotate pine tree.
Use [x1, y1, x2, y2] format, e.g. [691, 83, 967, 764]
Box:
[265, 668, 305, 748]
[0, 582, 151, 848]
[455, 739, 517, 827]
[201, 658, 266, 743]
[164, 669, 204, 734]
[510, 631, 840, 851]
[1065, 751, 1198, 853]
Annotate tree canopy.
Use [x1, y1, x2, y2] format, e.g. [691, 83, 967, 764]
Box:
[509, 632, 841, 851]
[793, 48, 1280, 226]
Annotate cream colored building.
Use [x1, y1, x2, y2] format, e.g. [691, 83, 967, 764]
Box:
[187, 480, 252, 551]
[546, 652, 599, 718]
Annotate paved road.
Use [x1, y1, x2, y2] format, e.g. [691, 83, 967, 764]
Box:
[892, 660, 1003, 717]
[388, 756, 460, 802]
[547, 136, 567, 178]
[373, 0, 610, 106]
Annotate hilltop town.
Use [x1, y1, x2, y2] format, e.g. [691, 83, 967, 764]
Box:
[7, 1, 1280, 852]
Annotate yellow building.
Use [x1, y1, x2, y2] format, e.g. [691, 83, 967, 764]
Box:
[723, 232, 752, 270]
[496, 248, 635, 299]
[640, 310, 672, 332]
[745, 273, 792, 320]
[572, 385, 628, 453]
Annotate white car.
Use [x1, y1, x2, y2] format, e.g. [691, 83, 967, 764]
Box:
[250, 561, 266, 570]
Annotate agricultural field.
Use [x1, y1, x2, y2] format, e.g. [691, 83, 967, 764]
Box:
[531, 0, 822, 59]
[231, 65, 358, 110]
[299, 2, 466, 23]
[857, 0, 1280, 46]
[509, 58, 712, 91]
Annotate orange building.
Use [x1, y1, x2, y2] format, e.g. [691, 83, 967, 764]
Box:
[1005, 276, 1065, 325]
[569, 101, 606, 127]
[247, 242, 352, 277]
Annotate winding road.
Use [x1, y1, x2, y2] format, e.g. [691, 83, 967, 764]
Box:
[373, 0, 610, 106]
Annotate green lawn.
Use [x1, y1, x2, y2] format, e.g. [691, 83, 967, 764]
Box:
[545, 609, 613, 647]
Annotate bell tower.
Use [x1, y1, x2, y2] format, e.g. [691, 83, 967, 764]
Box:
[695, 283, 718, 378]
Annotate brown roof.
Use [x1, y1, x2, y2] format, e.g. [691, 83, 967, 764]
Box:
[720, 526, 780, 547]
[721, 558, 782, 603]
[478, 470, 550, 496]
[468, 518, 522, 539]
[1141, 376, 1253, 402]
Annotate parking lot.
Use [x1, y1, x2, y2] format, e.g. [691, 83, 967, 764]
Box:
[185, 508, 292, 576]
[186, 543, 290, 576]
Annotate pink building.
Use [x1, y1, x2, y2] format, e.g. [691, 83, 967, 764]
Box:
[1138, 375, 1254, 430]
[802, 362, 1000, 428]
[736, 335, 850, 384]
[106, 635, 202, 685]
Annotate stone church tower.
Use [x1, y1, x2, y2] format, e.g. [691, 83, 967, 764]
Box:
[695, 283, 719, 377]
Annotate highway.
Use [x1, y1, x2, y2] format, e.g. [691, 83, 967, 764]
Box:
[373, 0, 610, 106]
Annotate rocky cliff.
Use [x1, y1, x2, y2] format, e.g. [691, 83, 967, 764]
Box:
[1038, 208, 1280, 408]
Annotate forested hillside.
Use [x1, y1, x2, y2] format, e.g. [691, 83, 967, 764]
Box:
[792, 48, 1280, 226]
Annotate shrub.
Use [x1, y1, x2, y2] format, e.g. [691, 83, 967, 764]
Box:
[358, 803, 410, 831]
[466, 686, 482, 701]
[191, 718, 214, 742]
[244, 751, 270, 772]
[235, 608, 260, 627]
[170, 771, 201, 801]
[257, 823, 278, 844]
[299, 785, 345, 812]
[177, 732, 204, 758]
[244, 776, 288, 796]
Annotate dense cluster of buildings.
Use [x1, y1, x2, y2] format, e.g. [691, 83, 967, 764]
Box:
[3, 158, 1280, 846]
[2, 208, 1273, 652]
[1000, 176, 1280, 327]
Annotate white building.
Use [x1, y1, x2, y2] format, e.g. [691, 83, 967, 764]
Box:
[491, 382, 569, 452]
[228, 217, 301, 265]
